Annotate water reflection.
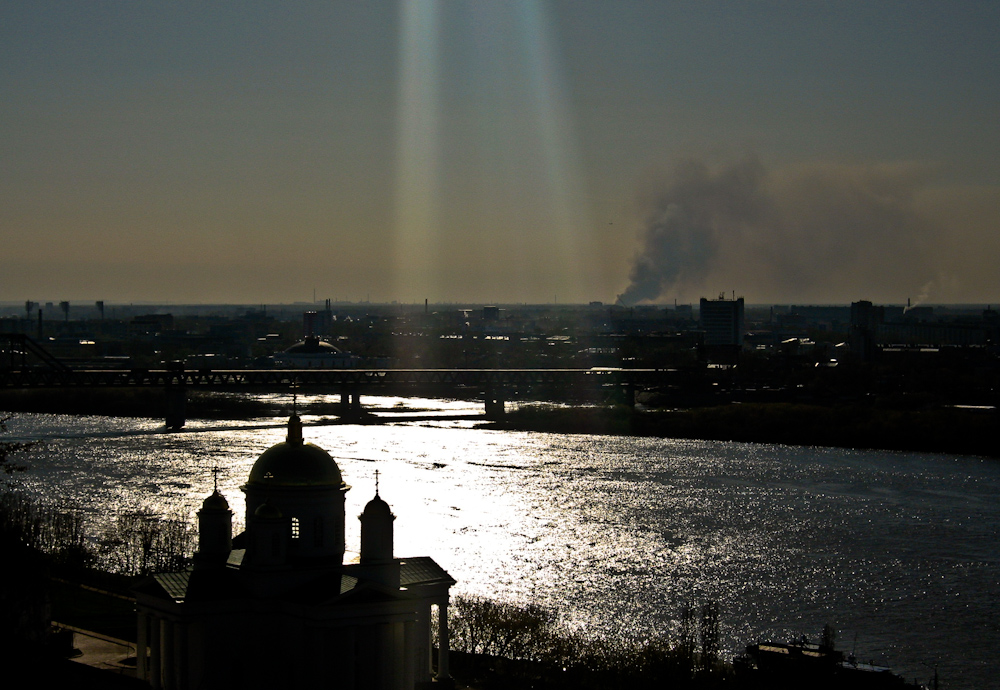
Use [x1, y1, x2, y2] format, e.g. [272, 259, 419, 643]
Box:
[5, 401, 999, 689]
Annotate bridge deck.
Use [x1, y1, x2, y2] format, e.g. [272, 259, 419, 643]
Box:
[1, 368, 672, 389]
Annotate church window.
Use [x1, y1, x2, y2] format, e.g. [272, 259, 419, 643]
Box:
[291, 516, 300, 539]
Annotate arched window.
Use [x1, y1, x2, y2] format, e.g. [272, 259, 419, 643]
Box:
[314, 517, 324, 547]
[291, 516, 300, 539]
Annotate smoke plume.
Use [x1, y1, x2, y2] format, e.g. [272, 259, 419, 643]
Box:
[617, 155, 952, 305]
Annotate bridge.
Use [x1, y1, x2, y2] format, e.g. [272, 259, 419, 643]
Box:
[2, 332, 674, 428]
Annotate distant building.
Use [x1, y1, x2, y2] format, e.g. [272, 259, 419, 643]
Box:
[673, 304, 694, 319]
[273, 336, 360, 368]
[849, 300, 883, 361]
[134, 416, 455, 689]
[129, 314, 174, 338]
[700, 296, 744, 363]
[876, 322, 987, 347]
[700, 297, 745, 347]
[851, 300, 989, 356]
[303, 306, 335, 338]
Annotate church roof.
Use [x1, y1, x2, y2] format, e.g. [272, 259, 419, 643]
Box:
[362, 493, 394, 519]
[201, 489, 230, 511]
[141, 558, 451, 604]
[146, 568, 359, 604]
[152, 571, 192, 601]
[245, 416, 346, 488]
[398, 557, 456, 587]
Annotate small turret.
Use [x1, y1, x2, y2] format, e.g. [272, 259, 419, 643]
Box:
[193, 490, 232, 570]
[286, 414, 303, 445]
[360, 494, 394, 564]
[359, 482, 399, 588]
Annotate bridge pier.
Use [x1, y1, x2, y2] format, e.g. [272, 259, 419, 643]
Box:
[340, 388, 363, 418]
[623, 384, 636, 408]
[484, 389, 506, 420]
[165, 385, 186, 430]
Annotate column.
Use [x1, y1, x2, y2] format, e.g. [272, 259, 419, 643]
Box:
[162, 619, 175, 690]
[436, 599, 451, 681]
[137, 613, 148, 681]
[150, 617, 162, 690]
[173, 621, 187, 690]
[415, 605, 431, 682]
[165, 385, 186, 430]
[484, 389, 505, 419]
[402, 620, 416, 690]
[342, 627, 356, 690]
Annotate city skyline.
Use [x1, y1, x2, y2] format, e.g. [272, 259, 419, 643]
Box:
[3, 2, 999, 306]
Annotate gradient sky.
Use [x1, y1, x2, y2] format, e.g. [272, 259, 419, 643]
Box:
[3, 1, 999, 305]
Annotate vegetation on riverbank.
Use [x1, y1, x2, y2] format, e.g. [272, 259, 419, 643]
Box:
[488, 401, 999, 458]
[2, 413, 194, 616]
[2, 415, 192, 664]
[1, 490, 194, 579]
[1, 486, 195, 650]
[447, 595, 731, 689]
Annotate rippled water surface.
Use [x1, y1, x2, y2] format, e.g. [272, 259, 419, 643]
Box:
[5, 399, 999, 689]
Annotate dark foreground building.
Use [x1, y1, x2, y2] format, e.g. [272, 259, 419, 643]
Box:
[134, 416, 455, 689]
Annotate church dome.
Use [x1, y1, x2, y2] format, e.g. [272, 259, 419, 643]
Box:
[246, 416, 345, 488]
[362, 494, 393, 519]
[284, 336, 342, 355]
[201, 489, 230, 511]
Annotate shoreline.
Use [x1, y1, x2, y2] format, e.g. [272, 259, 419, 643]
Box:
[2, 387, 996, 459]
[483, 402, 999, 459]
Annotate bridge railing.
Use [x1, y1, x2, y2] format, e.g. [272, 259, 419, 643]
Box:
[0, 368, 675, 390]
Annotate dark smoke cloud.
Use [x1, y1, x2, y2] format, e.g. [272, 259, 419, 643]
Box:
[617, 155, 946, 305]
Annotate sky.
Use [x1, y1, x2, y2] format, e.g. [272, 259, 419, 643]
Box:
[2, 1, 999, 306]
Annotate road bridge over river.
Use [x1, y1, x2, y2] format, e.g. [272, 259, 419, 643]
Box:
[1, 359, 675, 429]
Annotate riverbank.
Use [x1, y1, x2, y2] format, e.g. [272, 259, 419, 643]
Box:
[0, 388, 295, 419]
[2, 387, 996, 458]
[486, 402, 999, 458]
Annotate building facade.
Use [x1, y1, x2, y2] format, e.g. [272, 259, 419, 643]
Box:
[700, 296, 745, 363]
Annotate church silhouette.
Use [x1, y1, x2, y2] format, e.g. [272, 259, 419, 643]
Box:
[134, 415, 455, 689]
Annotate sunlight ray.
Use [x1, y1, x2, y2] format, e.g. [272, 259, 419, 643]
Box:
[394, 0, 442, 302]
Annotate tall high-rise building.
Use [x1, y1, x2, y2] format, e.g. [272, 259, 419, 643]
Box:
[850, 300, 883, 361]
[700, 296, 745, 347]
[699, 296, 745, 364]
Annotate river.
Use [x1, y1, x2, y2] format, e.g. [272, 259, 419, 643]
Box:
[4, 396, 998, 688]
